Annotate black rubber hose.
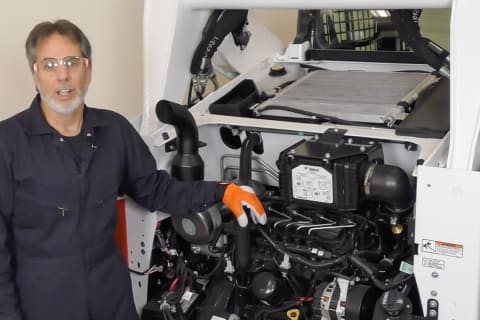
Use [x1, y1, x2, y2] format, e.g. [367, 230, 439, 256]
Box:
[349, 254, 413, 291]
[235, 133, 262, 271]
[238, 132, 261, 185]
[190, 10, 248, 74]
[156, 99, 204, 181]
[362, 163, 414, 214]
[235, 224, 251, 271]
[156, 99, 199, 155]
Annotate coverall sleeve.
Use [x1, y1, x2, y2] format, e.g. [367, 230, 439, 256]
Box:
[0, 135, 23, 319]
[119, 117, 223, 214]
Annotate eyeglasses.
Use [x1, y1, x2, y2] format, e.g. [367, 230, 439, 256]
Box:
[35, 56, 85, 72]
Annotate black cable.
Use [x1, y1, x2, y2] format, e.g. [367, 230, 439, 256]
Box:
[258, 104, 355, 125]
[128, 266, 158, 276]
[128, 268, 149, 275]
[258, 226, 347, 269]
[257, 104, 388, 127]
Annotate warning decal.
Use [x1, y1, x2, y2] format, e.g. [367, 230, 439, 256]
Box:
[421, 239, 463, 258]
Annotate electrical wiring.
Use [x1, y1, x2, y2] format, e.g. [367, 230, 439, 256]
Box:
[128, 265, 162, 276]
[258, 226, 348, 269]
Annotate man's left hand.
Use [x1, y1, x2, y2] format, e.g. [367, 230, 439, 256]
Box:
[222, 184, 266, 227]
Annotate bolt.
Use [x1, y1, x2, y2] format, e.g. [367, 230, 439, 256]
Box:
[432, 272, 439, 278]
[360, 146, 366, 152]
[429, 300, 438, 308]
[429, 310, 438, 317]
[325, 153, 331, 159]
[431, 290, 438, 297]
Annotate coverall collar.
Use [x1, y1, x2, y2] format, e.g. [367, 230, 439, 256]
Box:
[21, 94, 110, 135]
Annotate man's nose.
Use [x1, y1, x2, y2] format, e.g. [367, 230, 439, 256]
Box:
[55, 65, 70, 80]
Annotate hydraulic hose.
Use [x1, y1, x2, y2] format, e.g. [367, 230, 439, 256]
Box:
[190, 10, 249, 75]
[390, 10, 449, 77]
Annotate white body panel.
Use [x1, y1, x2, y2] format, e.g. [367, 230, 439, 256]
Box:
[448, 0, 480, 170]
[415, 166, 480, 319]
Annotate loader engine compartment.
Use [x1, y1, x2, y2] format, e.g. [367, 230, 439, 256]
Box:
[137, 7, 451, 319]
[141, 127, 424, 320]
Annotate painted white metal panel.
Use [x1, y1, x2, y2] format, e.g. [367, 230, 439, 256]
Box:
[447, 0, 480, 170]
[125, 197, 159, 313]
[415, 165, 480, 319]
[142, 0, 210, 135]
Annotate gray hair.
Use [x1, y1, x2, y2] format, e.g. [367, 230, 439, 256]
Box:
[25, 19, 92, 70]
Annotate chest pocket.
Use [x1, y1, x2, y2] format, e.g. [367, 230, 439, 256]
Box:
[14, 178, 75, 229]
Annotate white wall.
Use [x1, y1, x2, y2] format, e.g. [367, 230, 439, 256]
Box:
[0, 0, 144, 121]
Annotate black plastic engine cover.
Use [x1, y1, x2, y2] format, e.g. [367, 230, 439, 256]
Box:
[277, 132, 381, 211]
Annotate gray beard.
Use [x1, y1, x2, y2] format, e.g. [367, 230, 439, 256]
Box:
[37, 84, 86, 115]
[41, 89, 85, 115]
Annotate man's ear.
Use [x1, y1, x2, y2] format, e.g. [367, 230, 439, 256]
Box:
[84, 58, 90, 68]
[32, 64, 38, 73]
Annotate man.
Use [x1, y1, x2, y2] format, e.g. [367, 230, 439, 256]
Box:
[0, 19, 266, 320]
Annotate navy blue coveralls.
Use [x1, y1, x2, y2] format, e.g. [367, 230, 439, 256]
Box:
[0, 96, 222, 320]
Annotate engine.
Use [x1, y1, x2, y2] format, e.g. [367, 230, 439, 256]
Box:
[141, 122, 420, 320]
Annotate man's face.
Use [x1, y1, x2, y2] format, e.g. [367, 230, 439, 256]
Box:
[33, 33, 91, 115]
